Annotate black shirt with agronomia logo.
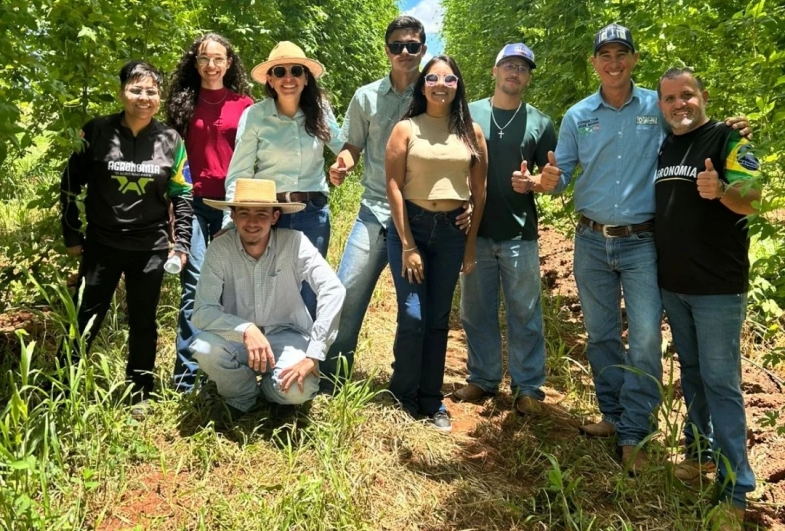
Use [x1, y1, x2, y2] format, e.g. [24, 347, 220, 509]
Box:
[655, 120, 760, 295]
[60, 112, 193, 253]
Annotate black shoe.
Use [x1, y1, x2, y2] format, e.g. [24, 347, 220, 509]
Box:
[429, 411, 452, 432]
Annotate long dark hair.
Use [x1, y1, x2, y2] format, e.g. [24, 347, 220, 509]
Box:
[165, 33, 252, 137]
[264, 67, 331, 144]
[405, 55, 480, 163]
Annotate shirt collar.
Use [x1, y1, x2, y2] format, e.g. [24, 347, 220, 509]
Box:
[590, 80, 641, 111]
[233, 226, 278, 262]
[380, 74, 415, 97]
[259, 97, 304, 120]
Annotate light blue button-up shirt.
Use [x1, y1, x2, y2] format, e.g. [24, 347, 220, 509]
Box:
[341, 75, 415, 225]
[224, 97, 343, 202]
[554, 83, 665, 225]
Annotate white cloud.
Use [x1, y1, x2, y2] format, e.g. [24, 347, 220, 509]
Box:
[403, 0, 445, 62]
[403, 0, 444, 36]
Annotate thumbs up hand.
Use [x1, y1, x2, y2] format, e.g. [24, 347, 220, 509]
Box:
[329, 155, 348, 186]
[536, 150, 561, 192]
[512, 160, 533, 193]
[696, 158, 723, 199]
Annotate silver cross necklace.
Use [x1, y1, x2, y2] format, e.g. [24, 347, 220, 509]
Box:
[490, 97, 523, 138]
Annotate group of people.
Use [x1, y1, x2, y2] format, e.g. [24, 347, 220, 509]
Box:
[59, 16, 761, 529]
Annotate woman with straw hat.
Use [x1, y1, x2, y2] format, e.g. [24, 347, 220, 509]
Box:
[222, 41, 344, 316]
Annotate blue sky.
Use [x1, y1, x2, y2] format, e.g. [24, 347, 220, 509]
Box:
[400, 0, 444, 61]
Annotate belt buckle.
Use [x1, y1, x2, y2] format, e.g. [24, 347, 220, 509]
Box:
[601, 224, 617, 238]
[284, 191, 293, 203]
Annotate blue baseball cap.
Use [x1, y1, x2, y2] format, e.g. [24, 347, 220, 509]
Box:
[594, 24, 635, 53]
[495, 43, 536, 69]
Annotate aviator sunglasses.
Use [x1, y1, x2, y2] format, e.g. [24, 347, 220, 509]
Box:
[270, 65, 306, 78]
[387, 42, 423, 55]
[424, 73, 459, 87]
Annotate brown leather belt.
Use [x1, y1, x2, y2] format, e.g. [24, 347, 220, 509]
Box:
[276, 191, 325, 203]
[579, 214, 654, 238]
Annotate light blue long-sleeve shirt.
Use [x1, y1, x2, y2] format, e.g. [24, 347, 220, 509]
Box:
[222, 98, 343, 227]
[340, 75, 415, 226]
[554, 83, 665, 225]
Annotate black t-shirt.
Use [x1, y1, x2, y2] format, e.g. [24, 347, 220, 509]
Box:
[469, 99, 557, 241]
[655, 120, 759, 294]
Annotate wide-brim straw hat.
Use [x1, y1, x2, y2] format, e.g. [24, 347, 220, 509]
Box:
[203, 179, 305, 214]
[250, 41, 325, 84]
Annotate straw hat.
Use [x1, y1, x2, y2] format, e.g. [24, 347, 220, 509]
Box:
[203, 179, 305, 214]
[250, 41, 325, 84]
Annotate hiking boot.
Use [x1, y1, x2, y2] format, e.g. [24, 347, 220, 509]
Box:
[578, 420, 616, 437]
[130, 399, 151, 421]
[674, 458, 716, 482]
[710, 503, 745, 531]
[453, 383, 493, 402]
[515, 395, 544, 416]
[429, 411, 452, 432]
[621, 445, 649, 476]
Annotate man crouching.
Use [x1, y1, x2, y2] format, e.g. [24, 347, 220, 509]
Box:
[190, 179, 345, 412]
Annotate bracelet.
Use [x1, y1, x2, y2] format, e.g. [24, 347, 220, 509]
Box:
[717, 180, 729, 199]
[403, 247, 418, 252]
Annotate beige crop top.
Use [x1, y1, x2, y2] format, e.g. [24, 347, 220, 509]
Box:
[403, 114, 471, 201]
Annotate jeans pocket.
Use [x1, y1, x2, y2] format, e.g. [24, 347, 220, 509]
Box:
[575, 223, 589, 237]
[632, 230, 654, 241]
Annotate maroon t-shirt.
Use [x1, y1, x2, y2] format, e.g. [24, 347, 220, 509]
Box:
[187, 88, 253, 198]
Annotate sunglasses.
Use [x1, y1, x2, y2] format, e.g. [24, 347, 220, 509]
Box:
[270, 65, 306, 78]
[499, 62, 531, 74]
[387, 42, 423, 55]
[424, 73, 459, 87]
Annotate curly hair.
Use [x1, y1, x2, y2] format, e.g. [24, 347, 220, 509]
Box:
[165, 33, 252, 137]
[405, 55, 480, 164]
[263, 67, 331, 144]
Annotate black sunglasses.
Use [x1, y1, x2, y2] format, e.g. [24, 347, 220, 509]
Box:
[387, 42, 423, 55]
[270, 65, 306, 78]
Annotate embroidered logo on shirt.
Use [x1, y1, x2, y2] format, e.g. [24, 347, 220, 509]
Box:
[636, 115, 659, 126]
[577, 118, 600, 135]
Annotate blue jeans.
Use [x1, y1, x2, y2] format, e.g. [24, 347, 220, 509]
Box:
[173, 196, 225, 392]
[387, 202, 466, 416]
[190, 329, 319, 410]
[661, 289, 755, 509]
[321, 204, 389, 392]
[276, 195, 331, 318]
[573, 223, 663, 447]
[460, 237, 545, 399]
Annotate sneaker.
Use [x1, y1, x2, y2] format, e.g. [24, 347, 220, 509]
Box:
[674, 458, 716, 482]
[429, 411, 452, 432]
[515, 395, 545, 416]
[130, 399, 150, 421]
[453, 383, 494, 402]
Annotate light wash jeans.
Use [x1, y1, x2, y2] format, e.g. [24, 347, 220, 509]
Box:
[190, 329, 319, 411]
[387, 202, 465, 416]
[174, 196, 224, 392]
[661, 289, 755, 509]
[573, 222, 663, 447]
[320, 204, 389, 391]
[460, 237, 545, 399]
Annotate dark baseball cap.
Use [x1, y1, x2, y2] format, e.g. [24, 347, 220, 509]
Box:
[594, 24, 635, 54]
[495, 43, 536, 69]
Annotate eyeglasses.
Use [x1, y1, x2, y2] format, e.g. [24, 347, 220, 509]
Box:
[125, 87, 160, 98]
[424, 73, 459, 87]
[499, 62, 531, 74]
[196, 56, 227, 67]
[387, 42, 423, 55]
[270, 65, 306, 78]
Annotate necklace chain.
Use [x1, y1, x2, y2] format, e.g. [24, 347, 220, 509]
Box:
[199, 89, 228, 105]
[490, 97, 523, 138]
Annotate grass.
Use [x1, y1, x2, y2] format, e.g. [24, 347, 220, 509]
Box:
[0, 170, 782, 530]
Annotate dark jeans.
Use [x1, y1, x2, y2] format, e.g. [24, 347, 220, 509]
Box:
[276, 194, 331, 318]
[387, 202, 465, 416]
[173, 196, 224, 392]
[68, 240, 167, 395]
